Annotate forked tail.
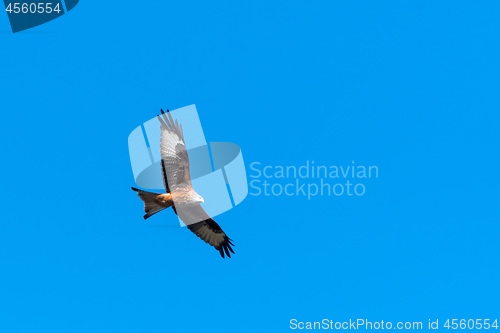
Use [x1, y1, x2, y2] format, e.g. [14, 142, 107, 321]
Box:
[131, 187, 173, 219]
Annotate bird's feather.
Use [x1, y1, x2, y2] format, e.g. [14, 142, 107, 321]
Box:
[158, 109, 192, 192]
[183, 205, 235, 258]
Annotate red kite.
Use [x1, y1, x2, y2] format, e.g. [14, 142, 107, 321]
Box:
[132, 110, 235, 258]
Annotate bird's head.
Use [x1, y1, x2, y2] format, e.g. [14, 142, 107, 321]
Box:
[193, 193, 204, 205]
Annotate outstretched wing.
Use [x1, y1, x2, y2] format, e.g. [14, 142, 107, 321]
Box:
[179, 205, 235, 258]
[157, 109, 192, 192]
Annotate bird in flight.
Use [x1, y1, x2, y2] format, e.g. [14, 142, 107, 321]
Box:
[132, 109, 235, 258]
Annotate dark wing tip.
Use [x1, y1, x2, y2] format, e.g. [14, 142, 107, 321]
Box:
[187, 218, 235, 258]
[223, 245, 231, 258]
[158, 108, 184, 142]
[217, 236, 235, 258]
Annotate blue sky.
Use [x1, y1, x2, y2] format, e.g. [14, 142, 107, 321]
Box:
[1, 1, 500, 332]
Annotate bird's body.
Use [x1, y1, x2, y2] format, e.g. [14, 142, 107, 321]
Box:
[132, 109, 235, 258]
